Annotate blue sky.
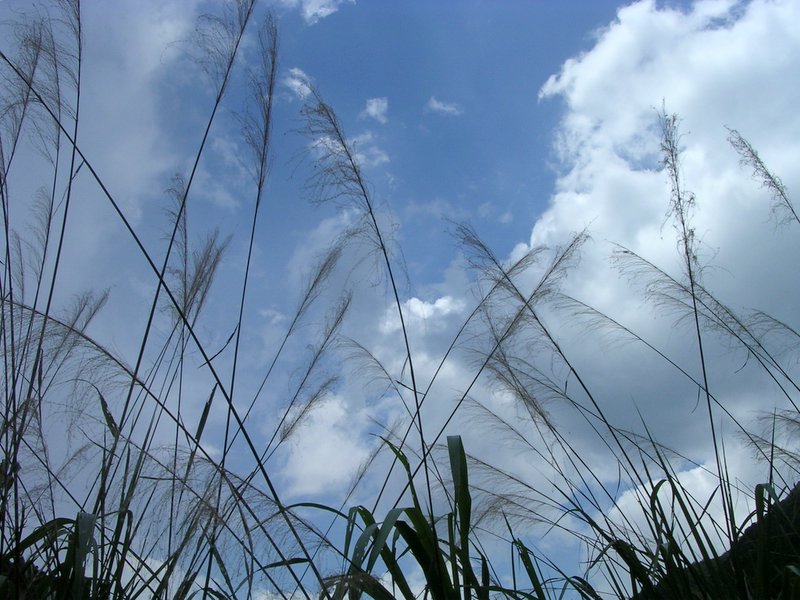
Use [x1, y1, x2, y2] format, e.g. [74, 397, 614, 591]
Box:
[3, 0, 800, 595]
[272, 1, 627, 272]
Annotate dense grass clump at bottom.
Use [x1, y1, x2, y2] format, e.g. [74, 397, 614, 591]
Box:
[1, 2, 798, 599]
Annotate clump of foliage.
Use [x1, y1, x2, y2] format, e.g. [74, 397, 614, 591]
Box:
[1, 1, 798, 599]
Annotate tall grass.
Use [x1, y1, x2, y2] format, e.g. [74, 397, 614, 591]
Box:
[1, 2, 798, 599]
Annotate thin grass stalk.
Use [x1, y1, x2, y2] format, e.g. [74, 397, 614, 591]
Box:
[210, 23, 279, 593]
[557, 293, 777, 469]
[457, 229, 655, 495]
[2, 23, 49, 461]
[448, 230, 729, 593]
[168, 173, 190, 584]
[0, 16, 52, 561]
[301, 93, 436, 516]
[611, 246, 800, 413]
[222, 13, 278, 437]
[15, 14, 81, 559]
[367, 228, 545, 516]
[6, 299, 285, 597]
[109, 0, 257, 512]
[727, 127, 797, 228]
[9, 272, 315, 597]
[1, 42, 322, 596]
[366, 234, 591, 571]
[659, 110, 734, 549]
[238, 240, 343, 432]
[3, 10, 330, 596]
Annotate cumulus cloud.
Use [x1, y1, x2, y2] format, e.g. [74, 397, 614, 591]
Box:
[380, 296, 466, 335]
[536, 0, 800, 293]
[426, 96, 463, 116]
[527, 0, 800, 478]
[320, 0, 800, 547]
[361, 97, 389, 124]
[267, 2, 800, 540]
[283, 66, 313, 99]
[281, 395, 370, 496]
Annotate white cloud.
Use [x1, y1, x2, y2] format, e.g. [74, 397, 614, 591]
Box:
[283, 66, 313, 99]
[476, 201, 513, 224]
[259, 307, 287, 326]
[281, 395, 370, 496]
[5, 0, 203, 338]
[405, 197, 468, 221]
[286, 209, 358, 291]
[536, 0, 800, 285]
[584, 452, 762, 597]
[194, 170, 240, 209]
[426, 96, 463, 116]
[277, 0, 355, 24]
[9, 0, 799, 585]
[350, 131, 390, 166]
[80, 0, 198, 213]
[362, 97, 389, 124]
[380, 296, 466, 335]
[526, 0, 800, 477]
[308, 131, 388, 167]
[327, 1, 800, 556]
[191, 136, 249, 210]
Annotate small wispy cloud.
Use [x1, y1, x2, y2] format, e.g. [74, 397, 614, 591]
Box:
[195, 169, 240, 210]
[277, 0, 355, 25]
[284, 67, 313, 99]
[361, 97, 388, 124]
[259, 307, 287, 326]
[478, 201, 513, 224]
[426, 96, 463, 116]
[308, 131, 389, 169]
[350, 131, 389, 166]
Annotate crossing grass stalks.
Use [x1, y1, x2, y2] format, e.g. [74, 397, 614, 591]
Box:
[1, 2, 798, 599]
